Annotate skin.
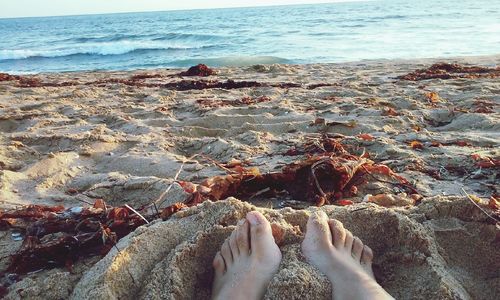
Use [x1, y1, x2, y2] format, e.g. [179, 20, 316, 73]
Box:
[301, 211, 394, 300]
[211, 211, 282, 300]
[211, 210, 393, 300]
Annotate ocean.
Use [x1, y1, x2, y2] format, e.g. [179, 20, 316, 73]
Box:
[0, 0, 499, 73]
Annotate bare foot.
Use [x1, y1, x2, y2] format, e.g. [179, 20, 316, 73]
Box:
[301, 211, 393, 300]
[212, 211, 282, 300]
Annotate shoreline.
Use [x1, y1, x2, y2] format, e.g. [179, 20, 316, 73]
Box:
[0, 56, 499, 299]
[1, 53, 499, 76]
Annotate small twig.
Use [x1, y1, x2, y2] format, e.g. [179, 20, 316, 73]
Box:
[311, 158, 329, 197]
[249, 188, 271, 200]
[462, 168, 481, 181]
[461, 188, 499, 223]
[124, 204, 150, 224]
[112, 244, 121, 254]
[154, 154, 198, 207]
[352, 207, 369, 212]
[153, 203, 160, 215]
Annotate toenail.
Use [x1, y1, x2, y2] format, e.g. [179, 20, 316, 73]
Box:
[247, 212, 260, 225]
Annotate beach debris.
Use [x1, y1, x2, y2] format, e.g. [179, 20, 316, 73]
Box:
[11, 231, 23, 241]
[180, 64, 217, 76]
[489, 197, 499, 211]
[0, 72, 73, 87]
[4, 70, 305, 90]
[284, 135, 347, 156]
[470, 154, 500, 168]
[383, 107, 399, 116]
[160, 203, 188, 220]
[336, 200, 354, 206]
[307, 83, 338, 89]
[357, 134, 375, 141]
[472, 100, 496, 114]
[0, 201, 151, 276]
[412, 125, 422, 132]
[398, 63, 500, 81]
[313, 118, 326, 126]
[310, 118, 356, 128]
[0, 73, 21, 81]
[425, 91, 441, 103]
[129, 73, 164, 80]
[90, 78, 299, 91]
[461, 188, 499, 223]
[173, 151, 414, 208]
[409, 140, 424, 150]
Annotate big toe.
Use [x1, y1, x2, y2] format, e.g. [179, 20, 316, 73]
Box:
[235, 219, 250, 256]
[303, 210, 332, 249]
[328, 219, 347, 249]
[246, 211, 275, 253]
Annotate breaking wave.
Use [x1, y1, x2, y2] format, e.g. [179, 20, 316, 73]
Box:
[0, 40, 218, 61]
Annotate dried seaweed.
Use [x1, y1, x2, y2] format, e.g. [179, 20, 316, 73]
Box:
[179, 64, 216, 76]
[175, 151, 414, 208]
[0, 73, 21, 81]
[398, 63, 500, 81]
[4, 65, 303, 90]
[130, 73, 164, 80]
[307, 83, 338, 89]
[284, 135, 347, 156]
[0, 202, 150, 277]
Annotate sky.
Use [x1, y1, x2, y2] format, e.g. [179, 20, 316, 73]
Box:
[0, 0, 359, 19]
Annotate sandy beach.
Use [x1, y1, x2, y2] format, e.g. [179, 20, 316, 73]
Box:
[0, 56, 499, 299]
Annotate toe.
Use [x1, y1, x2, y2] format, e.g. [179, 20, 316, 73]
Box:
[229, 227, 240, 257]
[361, 245, 375, 278]
[328, 219, 346, 248]
[213, 251, 225, 277]
[246, 211, 274, 252]
[303, 210, 332, 247]
[221, 239, 233, 266]
[361, 245, 374, 265]
[344, 230, 354, 251]
[236, 219, 250, 255]
[352, 236, 364, 261]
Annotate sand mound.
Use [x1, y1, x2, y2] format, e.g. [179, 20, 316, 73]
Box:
[59, 197, 498, 300]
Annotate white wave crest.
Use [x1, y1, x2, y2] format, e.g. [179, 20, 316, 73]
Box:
[0, 40, 214, 60]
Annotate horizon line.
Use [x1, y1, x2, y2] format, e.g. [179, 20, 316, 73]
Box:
[0, 0, 369, 20]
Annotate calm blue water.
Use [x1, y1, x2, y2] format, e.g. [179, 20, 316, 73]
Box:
[0, 0, 499, 73]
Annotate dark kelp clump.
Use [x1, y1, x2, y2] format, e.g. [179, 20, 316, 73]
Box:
[174, 153, 415, 209]
[0, 201, 151, 276]
[398, 63, 500, 81]
[0, 73, 21, 81]
[180, 64, 217, 76]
